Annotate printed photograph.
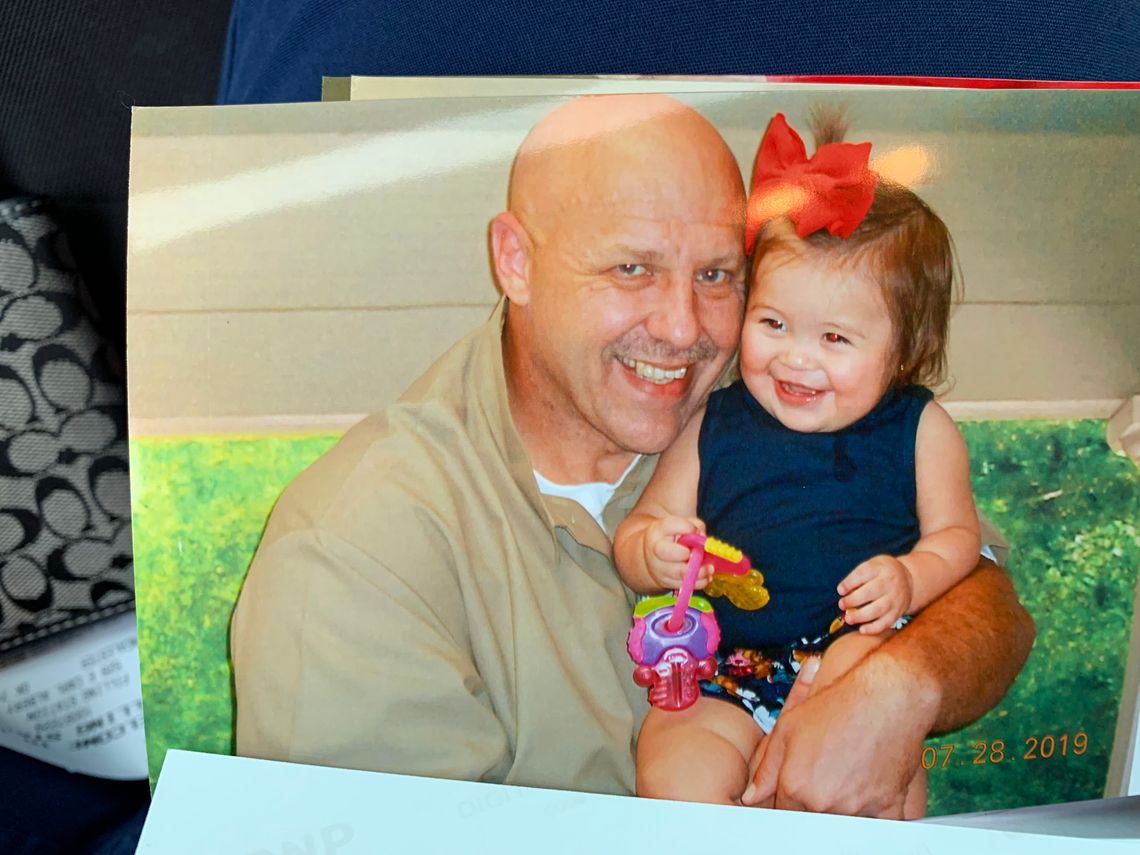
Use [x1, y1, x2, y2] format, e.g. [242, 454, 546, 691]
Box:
[125, 83, 1140, 817]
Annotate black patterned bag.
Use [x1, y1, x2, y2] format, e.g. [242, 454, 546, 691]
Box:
[0, 197, 133, 655]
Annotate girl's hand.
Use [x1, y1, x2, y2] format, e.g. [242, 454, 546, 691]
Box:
[644, 516, 711, 592]
[837, 555, 913, 635]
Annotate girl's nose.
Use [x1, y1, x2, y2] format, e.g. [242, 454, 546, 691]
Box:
[780, 341, 817, 370]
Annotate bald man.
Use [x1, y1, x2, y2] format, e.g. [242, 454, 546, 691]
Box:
[231, 95, 1032, 814]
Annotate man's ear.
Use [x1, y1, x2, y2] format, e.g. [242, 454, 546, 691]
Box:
[490, 212, 533, 306]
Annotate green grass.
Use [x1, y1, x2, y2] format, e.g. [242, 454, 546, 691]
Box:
[130, 433, 340, 784]
[131, 420, 1139, 813]
[923, 421, 1139, 814]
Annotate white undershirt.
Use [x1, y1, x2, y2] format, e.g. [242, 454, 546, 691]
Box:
[534, 455, 643, 531]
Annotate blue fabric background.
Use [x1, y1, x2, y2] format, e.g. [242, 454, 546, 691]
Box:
[216, 0, 1140, 105]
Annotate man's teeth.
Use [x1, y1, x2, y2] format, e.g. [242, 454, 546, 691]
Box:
[619, 357, 688, 384]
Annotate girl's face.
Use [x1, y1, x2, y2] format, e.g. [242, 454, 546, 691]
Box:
[740, 247, 896, 433]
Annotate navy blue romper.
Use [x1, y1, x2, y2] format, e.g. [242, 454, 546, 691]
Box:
[695, 379, 932, 730]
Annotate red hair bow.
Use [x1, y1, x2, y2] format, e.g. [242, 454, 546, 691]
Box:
[744, 113, 877, 254]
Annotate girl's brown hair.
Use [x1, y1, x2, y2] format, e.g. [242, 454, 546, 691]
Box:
[751, 110, 960, 390]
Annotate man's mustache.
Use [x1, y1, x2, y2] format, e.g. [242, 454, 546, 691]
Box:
[605, 334, 720, 364]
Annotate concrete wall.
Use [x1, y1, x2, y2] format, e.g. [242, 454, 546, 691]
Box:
[127, 85, 1140, 435]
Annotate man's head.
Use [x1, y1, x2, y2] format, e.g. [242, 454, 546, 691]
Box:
[492, 95, 746, 476]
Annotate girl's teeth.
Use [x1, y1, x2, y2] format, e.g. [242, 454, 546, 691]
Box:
[782, 381, 818, 395]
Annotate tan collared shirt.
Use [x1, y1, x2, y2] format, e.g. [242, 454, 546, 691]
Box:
[231, 300, 654, 794]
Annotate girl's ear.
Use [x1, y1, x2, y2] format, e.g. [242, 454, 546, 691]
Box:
[490, 212, 533, 306]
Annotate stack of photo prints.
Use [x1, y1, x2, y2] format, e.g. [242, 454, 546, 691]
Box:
[125, 76, 1140, 850]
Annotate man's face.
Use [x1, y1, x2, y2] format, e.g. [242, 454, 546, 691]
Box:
[522, 170, 746, 456]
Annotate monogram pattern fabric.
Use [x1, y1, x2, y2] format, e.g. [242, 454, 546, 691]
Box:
[0, 197, 133, 655]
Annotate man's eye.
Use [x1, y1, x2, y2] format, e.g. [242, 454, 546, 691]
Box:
[615, 263, 648, 277]
[823, 332, 850, 345]
[696, 268, 729, 285]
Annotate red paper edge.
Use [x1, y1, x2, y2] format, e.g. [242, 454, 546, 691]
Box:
[768, 74, 1140, 90]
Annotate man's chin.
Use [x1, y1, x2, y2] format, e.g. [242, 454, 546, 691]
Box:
[605, 412, 688, 456]
[602, 367, 715, 452]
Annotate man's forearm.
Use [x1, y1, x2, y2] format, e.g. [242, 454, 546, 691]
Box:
[742, 558, 1034, 815]
[874, 558, 1035, 735]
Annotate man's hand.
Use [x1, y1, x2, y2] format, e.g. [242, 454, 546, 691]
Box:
[741, 560, 1033, 816]
[838, 555, 913, 635]
[741, 650, 939, 817]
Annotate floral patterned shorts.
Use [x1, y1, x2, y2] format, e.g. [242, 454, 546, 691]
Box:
[699, 614, 909, 733]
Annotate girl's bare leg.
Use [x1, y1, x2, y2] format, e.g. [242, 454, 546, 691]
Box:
[637, 696, 763, 805]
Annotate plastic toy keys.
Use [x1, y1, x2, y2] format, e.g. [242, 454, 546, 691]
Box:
[626, 533, 752, 712]
[672, 533, 750, 631]
[628, 595, 718, 712]
[700, 533, 771, 611]
[676, 533, 752, 576]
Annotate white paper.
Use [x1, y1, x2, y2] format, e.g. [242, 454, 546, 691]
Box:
[928, 795, 1140, 839]
[0, 612, 147, 779]
[137, 750, 1138, 855]
[1132, 734, 1140, 795]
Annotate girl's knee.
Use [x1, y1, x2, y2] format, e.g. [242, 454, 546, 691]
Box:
[636, 746, 748, 804]
[636, 749, 692, 800]
[635, 703, 758, 804]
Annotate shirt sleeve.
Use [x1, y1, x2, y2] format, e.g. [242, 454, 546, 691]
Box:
[230, 524, 511, 782]
[977, 509, 1010, 567]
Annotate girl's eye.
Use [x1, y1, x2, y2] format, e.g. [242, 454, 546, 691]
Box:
[761, 318, 785, 331]
[824, 332, 850, 345]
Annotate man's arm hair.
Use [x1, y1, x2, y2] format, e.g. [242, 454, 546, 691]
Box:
[879, 556, 1035, 734]
[742, 555, 1034, 815]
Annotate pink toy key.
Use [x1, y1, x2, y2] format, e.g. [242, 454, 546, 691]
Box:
[669, 533, 751, 632]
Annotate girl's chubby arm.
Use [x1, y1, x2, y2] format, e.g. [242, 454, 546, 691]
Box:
[839, 402, 981, 632]
[613, 406, 709, 595]
[902, 401, 983, 610]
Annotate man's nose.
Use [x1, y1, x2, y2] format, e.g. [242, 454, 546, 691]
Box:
[647, 274, 700, 349]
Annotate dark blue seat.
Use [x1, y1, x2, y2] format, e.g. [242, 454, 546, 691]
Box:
[216, 0, 1140, 105]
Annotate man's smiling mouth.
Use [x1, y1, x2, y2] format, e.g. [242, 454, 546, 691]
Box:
[617, 356, 689, 384]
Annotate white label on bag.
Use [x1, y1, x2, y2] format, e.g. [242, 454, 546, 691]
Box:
[0, 611, 147, 779]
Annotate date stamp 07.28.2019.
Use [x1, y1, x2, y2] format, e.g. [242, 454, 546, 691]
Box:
[921, 732, 1090, 771]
